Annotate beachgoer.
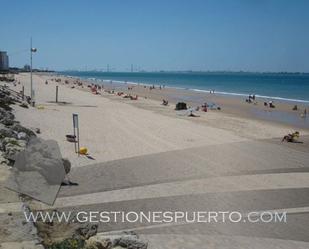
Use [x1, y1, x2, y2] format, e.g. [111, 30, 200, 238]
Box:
[188, 110, 199, 117]
[282, 131, 300, 143]
[162, 99, 168, 106]
[269, 101, 275, 108]
[202, 103, 207, 112]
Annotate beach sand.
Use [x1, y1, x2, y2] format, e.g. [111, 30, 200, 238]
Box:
[5, 73, 308, 167]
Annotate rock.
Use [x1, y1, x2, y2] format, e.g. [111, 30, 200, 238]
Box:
[46, 238, 84, 249]
[110, 232, 147, 249]
[115, 237, 148, 249]
[2, 137, 19, 148]
[0, 108, 14, 119]
[0, 127, 17, 139]
[85, 237, 112, 249]
[17, 132, 29, 141]
[19, 102, 29, 108]
[11, 124, 36, 138]
[75, 224, 98, 240]
[35, 128, 41, 134]
[1, 117, 14, 126]
[2, 137, 26, 159]
[0, 151, 9, 165]
[62, 158, 71, 174]
[0, 96, 14, 111]
[0, 108, 15, 126]
[12, 138, 66, 185]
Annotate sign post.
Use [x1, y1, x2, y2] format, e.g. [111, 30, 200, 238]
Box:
[72, 113, 80, 155]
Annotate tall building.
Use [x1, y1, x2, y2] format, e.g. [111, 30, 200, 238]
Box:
[0, 51, 9, 71]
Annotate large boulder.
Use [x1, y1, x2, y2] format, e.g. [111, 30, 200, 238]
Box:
[12, 138, 65, 185]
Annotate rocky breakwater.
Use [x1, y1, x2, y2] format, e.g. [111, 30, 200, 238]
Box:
[0, 88, 36, 166]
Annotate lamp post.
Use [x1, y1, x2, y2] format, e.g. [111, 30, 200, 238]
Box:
[30, 38, 37, 106]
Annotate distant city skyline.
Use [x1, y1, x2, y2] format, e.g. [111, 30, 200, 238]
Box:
[1, 0, 309, 72]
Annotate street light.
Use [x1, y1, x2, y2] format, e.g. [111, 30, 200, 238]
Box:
[30, 38, 37, 106]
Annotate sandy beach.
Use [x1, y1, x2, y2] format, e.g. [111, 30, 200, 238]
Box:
[5, 72, 308, 167]
[1, 72, 309, 248]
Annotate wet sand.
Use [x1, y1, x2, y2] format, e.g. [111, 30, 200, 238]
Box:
[97, 79, 309, 129]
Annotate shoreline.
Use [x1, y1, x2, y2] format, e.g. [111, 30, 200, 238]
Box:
[3, 72, 308, 167]
[59, 72, 309, 104]
[56, 73, 309, 129]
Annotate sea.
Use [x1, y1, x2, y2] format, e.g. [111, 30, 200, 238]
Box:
[60, 71, 309, 104]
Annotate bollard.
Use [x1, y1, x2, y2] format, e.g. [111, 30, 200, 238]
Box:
[56, 86, 58, 103]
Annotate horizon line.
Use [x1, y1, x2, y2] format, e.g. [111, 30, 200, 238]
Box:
[58, 69, 309, 74]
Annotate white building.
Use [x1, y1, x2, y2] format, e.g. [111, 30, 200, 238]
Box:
[0, 51, 9, 71]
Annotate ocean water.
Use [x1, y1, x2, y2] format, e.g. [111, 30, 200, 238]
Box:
[60, 71, 309, 103]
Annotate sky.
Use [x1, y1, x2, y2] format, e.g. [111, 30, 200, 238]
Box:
[1, 0, 309, 72]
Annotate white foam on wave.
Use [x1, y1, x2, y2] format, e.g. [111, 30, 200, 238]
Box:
[191, 89, 309, 103]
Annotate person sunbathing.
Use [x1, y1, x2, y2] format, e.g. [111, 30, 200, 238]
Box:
[162, 99, 168, 106]
[201, 103, 207, 112]
[188, 110, 200, 117]
[281, 131, 301, 143]
[130, 95, 138, 100]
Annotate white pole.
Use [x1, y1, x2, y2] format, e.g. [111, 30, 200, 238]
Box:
[30, 37, 33, 105]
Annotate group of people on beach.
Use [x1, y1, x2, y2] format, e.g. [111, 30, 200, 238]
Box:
[150, 84, 165, 90]
[52, 77, 309, 123]
[264, 100, 275, 108]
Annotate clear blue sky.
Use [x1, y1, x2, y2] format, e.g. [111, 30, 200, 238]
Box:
[1, 0, 309, 72]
